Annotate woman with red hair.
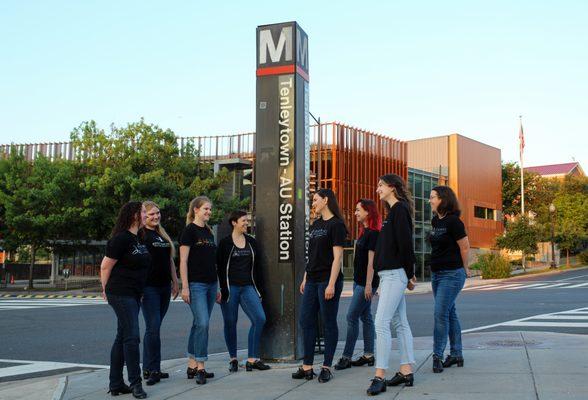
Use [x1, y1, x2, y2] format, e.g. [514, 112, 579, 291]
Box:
[335, 199, 381, 370]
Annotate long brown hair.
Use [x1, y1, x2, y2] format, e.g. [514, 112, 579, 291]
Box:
[111, 201, 143, 237]
[185, 196, 213, 233]
[316, 188, 348, 232]
[143, 201, 176, 257]
[379, 174, 415, 217]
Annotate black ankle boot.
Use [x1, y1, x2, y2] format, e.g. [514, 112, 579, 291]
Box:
[292, 367, 315, 380]
[130, 384, 147, 399]
[187, 367, 214, 379]
[334, 357, 351, 370]
[351, 355, 375, 367]
[246, 360, 271, 371]
[195, 369, 207, 385]
[318, 367, 332, 383]
[433, 355, 444, 373]
[229, 359, 239, 372]
[443, 355, 464, 368]
[386, 372, 414, 387]
[108, 384, 132, 396]
[366, 377, 387, 396]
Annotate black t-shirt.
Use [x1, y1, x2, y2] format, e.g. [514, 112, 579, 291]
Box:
[374, 201, 416, 279]
[353, 228, 380, 288]
[228, 244, 253, 286]
[105, 231, 151, 297]
[142, 228, 172, 287]
[306, 217, 347, 282]
[428, 214, 467, 272]
[179, 223, 217, 283]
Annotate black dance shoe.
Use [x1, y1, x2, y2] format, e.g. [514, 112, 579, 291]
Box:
[130, 384, 147, 399]
[318, 367, 333, 383]
[246, 360, 271, 371]
[351, 355, 375, 367]
[229, 359, 239, 372]
[366, 377, 386, 396]
[108, 384, 132, 396]
[433, 354, 444, 373]
[292, 367, 315, 380]
[334, 357, 351, 370]
[443, 355, 464, 368]
[385, 372, 414, 387]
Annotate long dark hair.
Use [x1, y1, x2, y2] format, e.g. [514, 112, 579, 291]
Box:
[316, 188, 347, 231]
[357, 198, 382, 238]
[111, 201, 143, 237]
[431, 185, 461, 217]
[379, 174, 415, 217]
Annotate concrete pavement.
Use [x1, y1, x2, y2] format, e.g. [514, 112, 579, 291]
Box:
[26, 331, 584, 400]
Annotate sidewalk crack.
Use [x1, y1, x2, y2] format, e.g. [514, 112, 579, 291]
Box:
[520, 331, 540, 400]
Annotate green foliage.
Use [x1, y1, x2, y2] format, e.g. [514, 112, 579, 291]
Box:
[477, 253, 511, 279]
[501, 162, 555, 221]
[578, 249, 588, 265]
[496, 216, 540, 256]
[552, 191, 588, 255]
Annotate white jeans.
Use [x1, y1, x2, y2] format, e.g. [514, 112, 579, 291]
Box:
[375, 269, 415, 370]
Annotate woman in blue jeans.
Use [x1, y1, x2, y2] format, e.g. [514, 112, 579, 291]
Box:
[292, 188, 348, 383]
[335, 199, 381, 370]
[367, 174, 417, 396]
[100, 201, 150, 399]
[428, 186, 470, 373]
[140, 201, 179, 386]
[179, 196, 221, 385]
[217, 210, 270, 372]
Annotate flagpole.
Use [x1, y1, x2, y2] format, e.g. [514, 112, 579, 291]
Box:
[519, 115, 526, 271]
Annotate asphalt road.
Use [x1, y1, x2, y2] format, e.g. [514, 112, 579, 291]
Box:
[0, 268, 586, 366]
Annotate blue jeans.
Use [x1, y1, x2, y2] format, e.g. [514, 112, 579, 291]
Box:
[187, 282, 217, 361]
[375, 269, 415, 370]
[141, 285, 171, 372]
[299, 276, 343, 367]
[432, 268, 466, 358]
[342, 283, 376, 358]
[107, 294, 141, 389]
[220, 285, 266, 359]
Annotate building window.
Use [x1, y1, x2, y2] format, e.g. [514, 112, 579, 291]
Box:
[474, 206, 495, 220]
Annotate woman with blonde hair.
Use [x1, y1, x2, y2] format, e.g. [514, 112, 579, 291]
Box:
[140, 201, 180, 386]
[179, 196, 220, 385]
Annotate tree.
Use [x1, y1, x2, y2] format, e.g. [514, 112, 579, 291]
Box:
[553, 192, 588, 266]
[501, 162, 554, 221]
[496, 216, 540, 270]
[0, 152, 86, 288]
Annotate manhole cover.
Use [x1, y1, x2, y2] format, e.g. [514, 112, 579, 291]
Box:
[485, 340, 524, 347]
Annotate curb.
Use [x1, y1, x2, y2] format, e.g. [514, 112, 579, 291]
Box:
[51, 376, 68, 400]
[0, 294, 102, 299]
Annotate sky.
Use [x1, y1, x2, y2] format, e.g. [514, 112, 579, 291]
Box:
[0, 0, 586, 167]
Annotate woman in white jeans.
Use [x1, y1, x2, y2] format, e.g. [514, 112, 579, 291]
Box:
[367, 174, 417, 396]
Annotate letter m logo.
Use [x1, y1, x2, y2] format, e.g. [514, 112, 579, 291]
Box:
[258, 25, 293, 65]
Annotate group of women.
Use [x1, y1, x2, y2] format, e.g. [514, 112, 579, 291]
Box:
[99, 172, 470, 398]
[100, 196, 269, 398]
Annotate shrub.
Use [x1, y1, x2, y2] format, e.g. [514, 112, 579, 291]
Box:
[477, 253, 512, 279]
[579, 249, 588, 265]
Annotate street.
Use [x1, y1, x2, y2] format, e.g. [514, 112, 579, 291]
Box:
[0, 268, 586, 379]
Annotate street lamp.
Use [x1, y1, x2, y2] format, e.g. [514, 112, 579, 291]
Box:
[549, 203, 556, 269]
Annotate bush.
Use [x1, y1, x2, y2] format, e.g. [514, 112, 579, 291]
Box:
[579, 249, 588, 265]
[477, 253, 512, 279]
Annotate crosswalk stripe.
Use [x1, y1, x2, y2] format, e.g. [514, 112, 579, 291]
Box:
[463, 284, 502, 291]
[531, 282, 568, 289]
[478, 283, 524, 291]
[502, 321, 588, 328]
[530, 315, 588, 320]
[503, 283, 548, 290]
[565, 282, 588, 288]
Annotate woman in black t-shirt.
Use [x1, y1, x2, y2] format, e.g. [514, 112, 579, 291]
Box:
[139, 201, 179, 386]
[217, 210, 270, 373]
[292, 188, 347, 383]
[367, 174, 417, 396]
[335, 199, 381, 371]
[179, 196, 220, 385]
[428, 186, 470, 373]
[100, 201, 150, 399]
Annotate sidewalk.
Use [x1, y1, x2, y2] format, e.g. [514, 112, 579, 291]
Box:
[14, 331, 578, 400]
